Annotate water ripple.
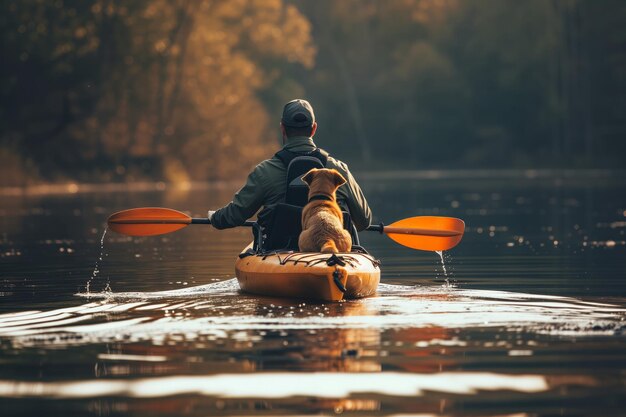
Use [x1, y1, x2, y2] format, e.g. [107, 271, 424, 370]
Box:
[0, 281, 624, 348]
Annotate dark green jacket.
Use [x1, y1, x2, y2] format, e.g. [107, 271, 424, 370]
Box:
[211, 136, 372, 231]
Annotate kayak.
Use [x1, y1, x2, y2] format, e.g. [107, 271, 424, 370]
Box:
[106, 208, 463, 302]
[235, 244, 381, 302]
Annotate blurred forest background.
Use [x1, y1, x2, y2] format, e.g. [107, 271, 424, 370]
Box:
[1, 0, 625, 186]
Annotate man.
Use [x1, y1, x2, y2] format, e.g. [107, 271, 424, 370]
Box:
[208, 99, 372, 235]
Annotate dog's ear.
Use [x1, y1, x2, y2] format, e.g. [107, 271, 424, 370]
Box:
[301, 169, 317, 185]
[331, 169, 347, 187]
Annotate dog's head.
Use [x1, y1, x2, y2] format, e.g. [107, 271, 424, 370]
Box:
[301, 168, 347, 198]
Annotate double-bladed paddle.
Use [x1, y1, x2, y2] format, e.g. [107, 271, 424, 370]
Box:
[107, 207, 464, 251]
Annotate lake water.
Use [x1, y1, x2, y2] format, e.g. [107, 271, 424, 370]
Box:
[1, 170, 625, 416]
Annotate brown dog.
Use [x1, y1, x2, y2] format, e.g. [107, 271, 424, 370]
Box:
[299, 168, 352, 253]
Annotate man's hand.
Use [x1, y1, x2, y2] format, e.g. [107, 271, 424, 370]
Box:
[207, 210, 216, 223]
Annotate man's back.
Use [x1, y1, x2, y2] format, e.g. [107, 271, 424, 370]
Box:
[210, 135, 372, 231]
[209, 99, 372, 233]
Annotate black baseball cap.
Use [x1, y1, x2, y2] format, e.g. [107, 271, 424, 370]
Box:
[281, 99, 315, 128]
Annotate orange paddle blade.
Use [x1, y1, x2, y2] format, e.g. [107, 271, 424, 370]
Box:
[107, 207, 192, 236]
[384, 216, 465, 251]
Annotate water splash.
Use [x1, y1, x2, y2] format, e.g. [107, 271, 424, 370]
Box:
[77, 278, 239, 300]
[435, 250, 451, 287]
[435, 250, 448, 276]
[85, 227, 107, 294]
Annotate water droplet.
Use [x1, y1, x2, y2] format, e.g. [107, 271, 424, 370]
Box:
[86, 227, 107, 294]
[436, 250, 449, 286]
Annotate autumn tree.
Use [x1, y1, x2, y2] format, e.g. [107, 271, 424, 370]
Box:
[0, 0, 315, 185]
[1, 0, 625, 186]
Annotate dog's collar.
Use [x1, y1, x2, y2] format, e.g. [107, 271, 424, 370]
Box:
[308, 194, 334, 203]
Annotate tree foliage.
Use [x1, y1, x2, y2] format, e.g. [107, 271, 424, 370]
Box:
[0, 0, 315, 185]
[0, 0, 624, 186]
[300, 0, 626, 169]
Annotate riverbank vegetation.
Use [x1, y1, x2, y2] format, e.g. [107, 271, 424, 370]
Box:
[1, 0, 624, 186]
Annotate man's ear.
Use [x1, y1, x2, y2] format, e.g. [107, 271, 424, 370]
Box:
[280, 122, 287, 145]
[331, 169, 347, 187]
[301, 169, 317, 185]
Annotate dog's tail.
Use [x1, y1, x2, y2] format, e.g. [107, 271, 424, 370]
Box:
[320, 240, 339, 253]
[332, 266, 349, 295]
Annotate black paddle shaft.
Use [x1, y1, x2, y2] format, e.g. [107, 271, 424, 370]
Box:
[191, 218, 255, 226]
[192, 217, 383, 232]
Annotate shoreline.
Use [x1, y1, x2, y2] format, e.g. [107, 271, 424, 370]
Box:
[1, 169, 625, 197]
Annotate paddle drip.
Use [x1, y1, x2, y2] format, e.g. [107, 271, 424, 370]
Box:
[86, 227, 107, 294]
[436, 250, 450, 287]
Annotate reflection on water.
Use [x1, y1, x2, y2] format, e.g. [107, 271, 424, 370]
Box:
[1, 172, 626, 416]
[0, 372, 551, 398]
[1, 281, 623, 415]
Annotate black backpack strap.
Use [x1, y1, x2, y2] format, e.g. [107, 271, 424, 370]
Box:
[311, 148, 329, 166]
[275, 148, 295, 167]
[275, 147, 329, 168]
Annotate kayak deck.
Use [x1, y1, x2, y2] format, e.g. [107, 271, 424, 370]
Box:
[235, 247, 381, 302]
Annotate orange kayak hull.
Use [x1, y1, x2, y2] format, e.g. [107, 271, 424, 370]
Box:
[235, 246, 380, 302]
